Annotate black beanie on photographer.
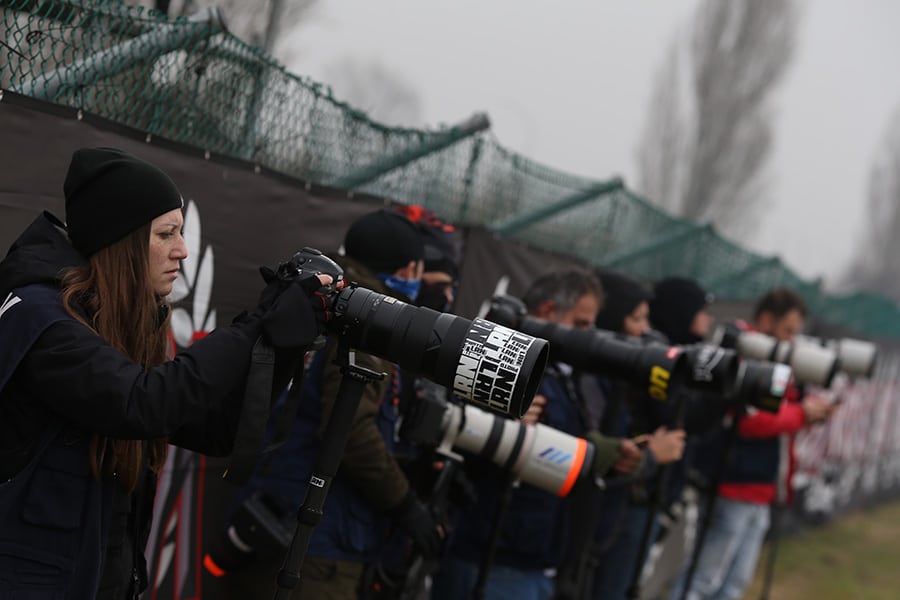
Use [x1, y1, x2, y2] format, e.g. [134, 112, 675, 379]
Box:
[64, 147, 184, 257]
[343, 210, 425, 274]
[649, 276, 714, 344]
[595, 270, 652, 334]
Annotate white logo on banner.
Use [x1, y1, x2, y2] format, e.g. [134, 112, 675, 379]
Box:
[169, 199, 216, 348]
[0, 292, 22, 320]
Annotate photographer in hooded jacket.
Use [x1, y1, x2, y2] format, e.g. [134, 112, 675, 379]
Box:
[210, 209, 444, 600]
[0, 148, 330, 599]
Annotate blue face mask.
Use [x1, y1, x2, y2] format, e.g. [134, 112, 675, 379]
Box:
[376, 273, 422, 302]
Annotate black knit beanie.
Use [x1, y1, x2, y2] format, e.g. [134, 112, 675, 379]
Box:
[64, 147, 184, 257]
[343, 209, 425, 273]
[594, 270, 652, 334]
[649, 276, 714, 344]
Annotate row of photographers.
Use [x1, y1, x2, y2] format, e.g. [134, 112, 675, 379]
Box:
[200, 194, 839, 598]
[0, 148, 838, 599]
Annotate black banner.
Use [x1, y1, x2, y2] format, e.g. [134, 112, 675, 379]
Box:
[0, 94, 600, 599]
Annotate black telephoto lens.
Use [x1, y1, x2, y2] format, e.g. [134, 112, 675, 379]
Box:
[732, 359, 793, 412]
[486, 295, 686, 402]
[328, 286, 549, 418]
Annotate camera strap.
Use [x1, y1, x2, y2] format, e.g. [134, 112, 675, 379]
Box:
[224, 338, 306, 484]
[676, 412, 742, 600]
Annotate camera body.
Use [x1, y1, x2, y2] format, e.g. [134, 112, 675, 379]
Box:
[678, 342, 789, 412]
[276, 246, 345, 296]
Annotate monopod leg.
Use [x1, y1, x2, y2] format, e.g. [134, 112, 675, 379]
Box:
[272, 345, 383, 600]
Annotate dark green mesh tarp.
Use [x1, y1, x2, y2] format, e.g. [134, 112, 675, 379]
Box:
[3, 0, 899, 338]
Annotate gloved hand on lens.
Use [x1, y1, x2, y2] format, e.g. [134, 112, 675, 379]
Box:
[256, 266, 333, 349]
[388, 490, 443, 559]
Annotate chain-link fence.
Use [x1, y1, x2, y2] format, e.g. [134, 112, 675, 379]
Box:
[2, 0, 898, 337]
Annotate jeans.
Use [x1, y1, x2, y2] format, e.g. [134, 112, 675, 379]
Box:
[669, 497, 770, 600]
[431, 556, 555, 600]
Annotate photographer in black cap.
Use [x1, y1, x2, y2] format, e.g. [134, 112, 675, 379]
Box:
[354, 204, 466, 598]
[0, 147, 330, 599]
[211, 209, 443, 600]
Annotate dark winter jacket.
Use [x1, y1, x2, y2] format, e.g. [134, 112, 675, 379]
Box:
[0, 212, 300, 598]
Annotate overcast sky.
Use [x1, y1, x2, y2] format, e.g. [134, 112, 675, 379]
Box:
[277, 0, 900, 290]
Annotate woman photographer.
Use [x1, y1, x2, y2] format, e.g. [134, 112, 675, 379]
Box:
[585, 270, 686, 600]
[0, 147, 331, 599]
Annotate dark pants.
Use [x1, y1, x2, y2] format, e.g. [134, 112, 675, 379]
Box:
[212, 555, 364, 600]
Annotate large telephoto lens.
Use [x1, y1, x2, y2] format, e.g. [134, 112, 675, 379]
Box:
[419, 401, 594, 498]
[732, 360, 792, 412]
[709, 323, 839, 387]
[486, 295, 686, 402]
[734, 331, 836, 386]
[797, 335, 879, 379]
[662, 342, 789, 412]
[453, 404, 595, 497]
[329, 286, 549, 418]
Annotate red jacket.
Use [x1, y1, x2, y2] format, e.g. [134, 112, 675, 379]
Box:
[718, 383, 806, 505]
[718, 320, 808, 505]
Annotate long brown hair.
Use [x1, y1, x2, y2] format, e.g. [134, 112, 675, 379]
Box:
[60, 222, 169, 491]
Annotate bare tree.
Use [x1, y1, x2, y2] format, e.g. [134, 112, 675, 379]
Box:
[636, 39, 688, 213]
[134, 0, 422, 128]
[161, 0, 319, 54]
[637, 0, 797, 240]
[842, 106, 900, 299]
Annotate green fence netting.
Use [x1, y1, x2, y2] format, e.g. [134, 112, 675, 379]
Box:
[3, 0, 899, 338]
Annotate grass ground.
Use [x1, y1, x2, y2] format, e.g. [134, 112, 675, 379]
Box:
[742, 501, 900, 600]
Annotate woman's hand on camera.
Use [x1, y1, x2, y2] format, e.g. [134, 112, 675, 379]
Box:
[256, 272, 335, 349]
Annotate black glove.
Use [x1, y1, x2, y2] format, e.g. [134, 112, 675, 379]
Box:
[388, 490, 442, 559]
[256, 267, 331, 349]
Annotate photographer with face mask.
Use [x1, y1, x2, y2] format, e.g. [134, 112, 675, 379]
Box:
[0, 148, 330, 599]
[395, 204, 460, 315]
[208, 209, 444, 600]
[353, 205, 468, 598]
